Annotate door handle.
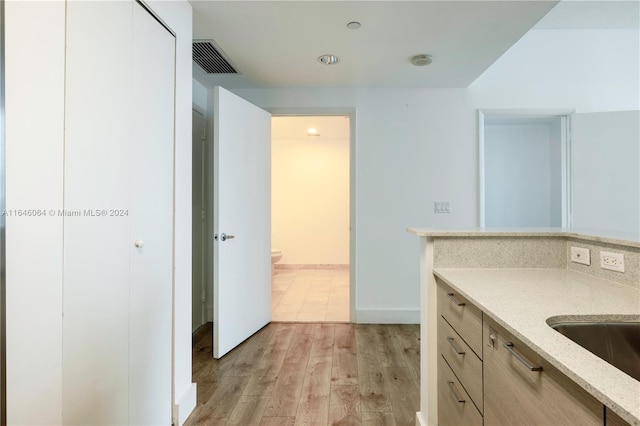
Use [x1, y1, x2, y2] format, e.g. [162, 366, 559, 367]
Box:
[503, 342, 542, 371]
[447, 336, 466, 355]
[215, 233, 235, 242]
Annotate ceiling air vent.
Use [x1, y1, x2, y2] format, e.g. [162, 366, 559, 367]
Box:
[192, 40, 238, 74]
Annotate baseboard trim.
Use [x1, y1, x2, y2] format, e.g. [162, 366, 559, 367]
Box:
[274, 264, 349, 270]
[175, 383, 197, 426]
[356, 309, 420, 324]
[416, 411, 428, 426]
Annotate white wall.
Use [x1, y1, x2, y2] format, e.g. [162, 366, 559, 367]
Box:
[572, 111, 640, 235]
[469, 29, 640, 112]
[272, 116, 350, 265]
[193, 78, 207, 113]
[6, 1, 195, 424]
[471, 27, 639, 236]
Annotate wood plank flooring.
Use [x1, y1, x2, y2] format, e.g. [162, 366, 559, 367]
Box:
[186, 323, 420, 426]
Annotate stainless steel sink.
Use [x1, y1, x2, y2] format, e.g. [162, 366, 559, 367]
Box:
[549, 321, 640, 381]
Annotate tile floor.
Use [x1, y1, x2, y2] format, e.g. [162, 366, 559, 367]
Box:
[271, 268, 350, 322]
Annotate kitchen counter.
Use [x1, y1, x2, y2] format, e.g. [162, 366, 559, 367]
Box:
[434, 268, 640, 425]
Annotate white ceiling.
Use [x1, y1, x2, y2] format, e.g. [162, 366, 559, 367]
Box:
[190, 0, 560, 89]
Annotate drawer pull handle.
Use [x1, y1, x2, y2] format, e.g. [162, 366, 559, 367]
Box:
[447, 337, 466, 355]
[447, 293, 465, 306]
[447, 380, 465, 403]
[503, 342, 542, 371]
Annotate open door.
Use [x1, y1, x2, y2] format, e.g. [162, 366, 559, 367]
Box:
[213, 87, 271, 358]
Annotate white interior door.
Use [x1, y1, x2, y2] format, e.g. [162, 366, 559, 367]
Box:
[192, 109, 207, 332]
[213, 86, 271, 359]
[129, 3, 174, 424]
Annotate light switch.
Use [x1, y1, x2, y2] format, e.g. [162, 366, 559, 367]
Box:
[434, 201, 451, 214]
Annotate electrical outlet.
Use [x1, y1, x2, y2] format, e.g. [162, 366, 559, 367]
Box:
[434, 201, 451, 213]
[570, 246, 590, 265]
[600, 251, 625, 273]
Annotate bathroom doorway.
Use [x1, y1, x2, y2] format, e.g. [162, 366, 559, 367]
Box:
[270, 115, 351, 322]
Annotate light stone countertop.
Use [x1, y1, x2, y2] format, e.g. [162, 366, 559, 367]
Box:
[407, 227, 640, 249]
[433, 268, 640, 425]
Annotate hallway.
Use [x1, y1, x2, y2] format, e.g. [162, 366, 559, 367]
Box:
[187, 322, 420, 425]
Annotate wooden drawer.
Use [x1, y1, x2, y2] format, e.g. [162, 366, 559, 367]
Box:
[438, 355, 483, 426]
[483, 316, 603, 426]
[438, 315, 483, 413]
[437, 277, 483, 358]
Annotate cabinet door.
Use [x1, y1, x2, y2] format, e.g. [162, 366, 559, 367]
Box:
[483, 317, 603, 426]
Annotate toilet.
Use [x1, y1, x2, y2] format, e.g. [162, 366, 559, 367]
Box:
[271, 249, 283, 274]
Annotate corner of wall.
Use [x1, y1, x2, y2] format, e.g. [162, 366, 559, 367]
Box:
[175, 383, 197, 426]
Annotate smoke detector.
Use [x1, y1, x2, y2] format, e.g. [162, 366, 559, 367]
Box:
[411, 54, 433, 66]
[318, 54, 340, 65]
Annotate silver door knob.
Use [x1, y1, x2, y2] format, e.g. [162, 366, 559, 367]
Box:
[134, 239, 144, 248]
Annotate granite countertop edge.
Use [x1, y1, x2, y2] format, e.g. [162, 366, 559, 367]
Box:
[433, 267, 640, 426]
[407, 227, 640, 249]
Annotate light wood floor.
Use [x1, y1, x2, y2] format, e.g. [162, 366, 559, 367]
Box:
[186, 322, 420, 426]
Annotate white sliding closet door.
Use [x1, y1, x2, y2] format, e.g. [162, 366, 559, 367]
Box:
[129, 3, 175, 424]
[64, 2, 133, 423]
[63, 1, 174, 424]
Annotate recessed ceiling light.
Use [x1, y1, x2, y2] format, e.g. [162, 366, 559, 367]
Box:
[346, 21, 361, 30]
[307, 128, 320, 136]
[318, 54, 340, 65]
[411, 54, 433, 66]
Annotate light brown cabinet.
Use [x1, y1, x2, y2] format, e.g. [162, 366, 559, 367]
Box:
[483, 316, 603, 425]
[436, 277, 625, 426]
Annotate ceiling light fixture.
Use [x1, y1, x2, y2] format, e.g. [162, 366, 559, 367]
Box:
[318, 54, 340, 65]
[346, 21, 361, 30]
[307, 128, 320, 136]
[411, 54, 433, 66]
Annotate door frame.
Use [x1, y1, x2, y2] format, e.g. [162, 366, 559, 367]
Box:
[268, 108, 356, 322]
[478, 108, 574, 228]
[0, 0, 6, 420]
